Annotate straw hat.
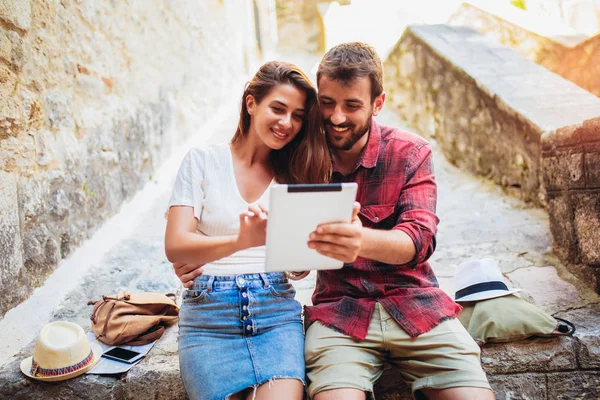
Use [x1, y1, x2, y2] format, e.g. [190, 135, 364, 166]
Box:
[454, 258, 521, 302]
[20, 321, 102, 382]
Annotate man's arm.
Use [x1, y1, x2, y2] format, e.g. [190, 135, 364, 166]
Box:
[309, 143, 437, 266]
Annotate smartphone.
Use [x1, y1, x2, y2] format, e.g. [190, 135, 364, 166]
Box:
[101, 346, 145, 364]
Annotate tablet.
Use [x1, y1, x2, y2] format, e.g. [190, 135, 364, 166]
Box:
[265, 183, 358, 272]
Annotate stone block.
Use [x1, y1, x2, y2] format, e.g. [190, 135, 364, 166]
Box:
[577, 333, 600, 369]
[487, 373, 546, 400]
[0, 65, 23, 139]
[480, 337, 577, 374]
[555, 305, 600, 369]
[0, 0, 31, 30]
[547, 194, 578, 263]
[585, 151, 600, 188]
[0, 28, 10, 63]
[579, 117, 600, 143]
[542, 151, 585, 191]
[572, 192, 600, 265]
[547, 371, 600, 400]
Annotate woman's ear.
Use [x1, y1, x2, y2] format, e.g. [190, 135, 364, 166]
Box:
[246, 95, 256, 116]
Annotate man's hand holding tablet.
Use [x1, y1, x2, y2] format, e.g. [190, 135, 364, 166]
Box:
[307, 201, 362, 263]
[264, 183, 359, 272]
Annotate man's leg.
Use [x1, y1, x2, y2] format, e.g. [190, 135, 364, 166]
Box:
[420, 387, 495, 400]
[380, 305, 493, 399]
[421, 387, 496, 400]
[304, 308, 388, 400]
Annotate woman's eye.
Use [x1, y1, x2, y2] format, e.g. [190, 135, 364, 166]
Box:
[271, 107, 283, 113]
[294, 114, 305, 120]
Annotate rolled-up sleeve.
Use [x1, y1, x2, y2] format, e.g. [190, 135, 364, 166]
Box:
[392, 143, 439, 267]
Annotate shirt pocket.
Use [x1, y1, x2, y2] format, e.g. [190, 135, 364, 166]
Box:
[359, 204, 396, 228]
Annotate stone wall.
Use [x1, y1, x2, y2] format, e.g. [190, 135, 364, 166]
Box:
[0, 0, 266, 317]
[384, 25, 600, 205]
[542, 117, 600, 291]
[448, 0, 600, 97]
[384, 24, 600, 292]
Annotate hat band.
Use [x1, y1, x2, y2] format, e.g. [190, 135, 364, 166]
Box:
[455, 281, 509, 300]
[30, 349, 94, 377]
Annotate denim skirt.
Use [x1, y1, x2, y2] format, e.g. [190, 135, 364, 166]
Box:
[178, 272, 305, 400]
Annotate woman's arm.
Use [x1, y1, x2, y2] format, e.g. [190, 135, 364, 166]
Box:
[164, 204, 267, 265]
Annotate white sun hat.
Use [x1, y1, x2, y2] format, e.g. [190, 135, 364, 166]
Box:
[454, 258, 521, 302]
[20, 321, 102, 382]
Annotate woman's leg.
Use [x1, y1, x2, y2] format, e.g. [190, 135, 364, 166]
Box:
[248, 379, 304, 400]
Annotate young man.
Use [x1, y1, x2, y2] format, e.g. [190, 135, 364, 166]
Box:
[304, 42, 495, 400]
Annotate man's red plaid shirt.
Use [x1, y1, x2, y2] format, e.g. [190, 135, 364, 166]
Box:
[304, 119, 461, 340]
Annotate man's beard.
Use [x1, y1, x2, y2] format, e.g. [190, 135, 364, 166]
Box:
[325, 116, 372, 151]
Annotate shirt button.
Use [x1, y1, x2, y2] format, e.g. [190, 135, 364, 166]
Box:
[374, 217, 379, 222]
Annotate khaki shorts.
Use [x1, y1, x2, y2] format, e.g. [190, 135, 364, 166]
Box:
[305, 303, 490, 399]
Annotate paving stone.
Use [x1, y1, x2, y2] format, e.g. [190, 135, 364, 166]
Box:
[547, 371, 600, 400]
[481, 337, 577, 374]
[488, 373, 546, 400]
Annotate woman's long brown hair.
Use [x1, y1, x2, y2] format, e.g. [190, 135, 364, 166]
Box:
[231, 61, 331, 184]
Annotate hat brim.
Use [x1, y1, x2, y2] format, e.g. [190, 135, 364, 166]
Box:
[20, 342, 102, 382]
[455, 288, 521, 302]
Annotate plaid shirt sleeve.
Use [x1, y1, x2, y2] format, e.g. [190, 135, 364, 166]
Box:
[392, 142, 440, 268]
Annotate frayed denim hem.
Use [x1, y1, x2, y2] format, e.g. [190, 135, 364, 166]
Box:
[224, 376, 306, 400]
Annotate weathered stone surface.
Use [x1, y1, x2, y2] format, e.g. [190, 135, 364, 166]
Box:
[547, 371, 600, 400]
[0, 0, 273, 317]
[572, 192, 600, 265]
[541, 151, 585, 191]
[0, 0, 31, 31]
[555, 305, 600, 370]
[0, 171, 23, 315]
[384, 25, 600, 207]
[480, 337, 577, 374]
[0, 64, 23, 139]
[487, 373, 546, 400]
[448, 0, 600, 98]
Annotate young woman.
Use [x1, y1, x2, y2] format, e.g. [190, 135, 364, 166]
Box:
[164, 61, 330, 400]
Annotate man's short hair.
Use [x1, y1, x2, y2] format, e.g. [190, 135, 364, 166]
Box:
[317, 42, 383, 101]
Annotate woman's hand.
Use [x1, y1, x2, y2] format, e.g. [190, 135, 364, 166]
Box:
[236, 203, 268, 250]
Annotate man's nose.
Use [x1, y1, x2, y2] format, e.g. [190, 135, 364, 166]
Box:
[330, 106, 346, 125]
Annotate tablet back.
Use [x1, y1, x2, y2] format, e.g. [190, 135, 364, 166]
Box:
[265, 183, 358, 272]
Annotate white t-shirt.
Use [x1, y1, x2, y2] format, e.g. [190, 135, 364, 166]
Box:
[168, 143, 272, 275]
